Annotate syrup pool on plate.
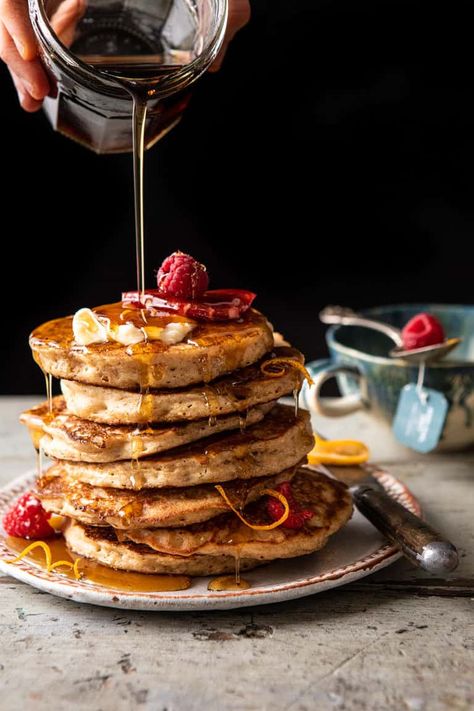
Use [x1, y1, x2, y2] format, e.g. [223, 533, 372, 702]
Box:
[208, 576, 251, 591]
[5, 535, 191, 593]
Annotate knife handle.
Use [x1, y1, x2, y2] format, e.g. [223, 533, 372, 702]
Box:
[353, 486, 459, 574]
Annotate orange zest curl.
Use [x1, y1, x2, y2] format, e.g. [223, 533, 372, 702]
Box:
[49, 560, 76, 573]
[73, 558, 82, 580]
[215, 485, 290, 530]
[6, 540, 82, 580]
[7, 540, 52, 569]
[260, 358, 314, 386]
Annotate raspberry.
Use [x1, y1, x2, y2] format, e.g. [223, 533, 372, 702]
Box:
[157, 251, 209, 300]
[401, 313, 445, 350]
[267, 481, 314, 530]
[3, 492, 54, 539]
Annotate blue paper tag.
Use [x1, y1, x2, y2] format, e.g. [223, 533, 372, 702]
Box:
[393, 384, 448, 453]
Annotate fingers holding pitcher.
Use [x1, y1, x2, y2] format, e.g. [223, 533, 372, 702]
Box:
[0, 1, 49, 108]
[8, 66, 43, 110]
[0, 0, 37, 59]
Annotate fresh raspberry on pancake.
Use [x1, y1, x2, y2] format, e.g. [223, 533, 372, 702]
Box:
[157, 251, 209, 300]
[3, 492, 55, 539]
[267, 481, 314, 530]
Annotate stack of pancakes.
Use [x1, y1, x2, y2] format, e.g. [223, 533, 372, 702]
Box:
[21, 306, 352, 577]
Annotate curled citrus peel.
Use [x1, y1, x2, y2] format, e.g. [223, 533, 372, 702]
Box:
[49, 560, 77, 574]
[7, 541, 52, 569]
[73, 558, 82, 580]
[260, 358, 314, 386]
[6, 540, 82, 580]
[215, 485, 290, 530]
[308, 435, 369, 466]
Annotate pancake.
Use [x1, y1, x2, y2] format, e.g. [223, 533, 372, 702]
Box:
[120, 469, 353, 560]
[57, 405, 313, 489]
[36, 465, 298, 528]
[61, 346, 304, 424]
[64, 521, 261, 575]
[21, 397, 273, 462]
[30, 305, 274, 390]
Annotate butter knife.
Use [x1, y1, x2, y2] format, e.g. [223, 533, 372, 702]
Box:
[316, 462, 459, 574]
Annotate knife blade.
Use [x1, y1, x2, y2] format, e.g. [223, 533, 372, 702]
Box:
[317, 462, 459, 574]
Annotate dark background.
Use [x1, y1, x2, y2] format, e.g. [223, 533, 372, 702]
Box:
[2, 0, 474, 394]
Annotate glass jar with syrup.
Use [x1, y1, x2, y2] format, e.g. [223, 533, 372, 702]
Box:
[28, 0, 228, 154]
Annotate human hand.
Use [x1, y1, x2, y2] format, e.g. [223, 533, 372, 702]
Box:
[0, 0, 48, 112]
[0, 0, 250, 112]
[0, 0, 85, 112]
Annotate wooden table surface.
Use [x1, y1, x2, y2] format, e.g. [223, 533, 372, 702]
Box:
[0, 397, 472, 711]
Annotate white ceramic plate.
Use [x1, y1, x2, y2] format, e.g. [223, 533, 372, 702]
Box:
[0, 468, 420, 611]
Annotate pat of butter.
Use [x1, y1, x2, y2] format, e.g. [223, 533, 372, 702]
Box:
[72, 308, 108, 346]
[160, 322, 194, 345]
[111, 323, 145, 345]
[72, 308, 195, 346]
[111, 322, 194, 345]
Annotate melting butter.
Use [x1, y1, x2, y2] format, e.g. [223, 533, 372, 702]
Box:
[72, 307, 194, 347]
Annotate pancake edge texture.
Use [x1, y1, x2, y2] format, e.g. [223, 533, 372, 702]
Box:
[21, 398, 273, 462]
[56, 405, 314, 489]
[60, 346, 304, 424]
[122, 469, 353, 561]
[37, 465, 299, 529]
[64, 520, 262, 575]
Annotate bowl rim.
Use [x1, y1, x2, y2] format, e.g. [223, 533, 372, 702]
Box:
[328, 303, 473, 368]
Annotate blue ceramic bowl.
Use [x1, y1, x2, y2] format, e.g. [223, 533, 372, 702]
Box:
[305, 304, 474, 451]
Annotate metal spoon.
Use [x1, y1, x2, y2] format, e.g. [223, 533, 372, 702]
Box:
[320, 305, 462, 364]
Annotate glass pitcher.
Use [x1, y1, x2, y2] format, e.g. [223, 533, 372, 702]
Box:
[28, 0, 228, 154]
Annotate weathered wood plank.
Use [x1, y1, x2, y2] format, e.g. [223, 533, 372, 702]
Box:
[0, 582, 472, 711]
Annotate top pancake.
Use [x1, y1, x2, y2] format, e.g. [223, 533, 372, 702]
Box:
[30, 305, 274, 390]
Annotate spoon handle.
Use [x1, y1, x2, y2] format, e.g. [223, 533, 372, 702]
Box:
[319, 305, 403, 347]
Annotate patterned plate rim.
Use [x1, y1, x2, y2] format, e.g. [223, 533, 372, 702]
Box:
[0, 467, 421, 611]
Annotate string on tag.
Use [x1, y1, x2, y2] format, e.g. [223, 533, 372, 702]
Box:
[416, 360, 428, 405]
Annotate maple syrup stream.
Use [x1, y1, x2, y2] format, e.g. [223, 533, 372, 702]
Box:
[132, 96, 148, 297]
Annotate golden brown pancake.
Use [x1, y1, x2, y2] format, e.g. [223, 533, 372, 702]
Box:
[60, 346, 304, 425]
[21, 397, 273, 462]
[64, 521, 261, 575]
[30, 305, 273, 390]
[120, 469, 352, 560]
[56, 405, 314, 489]
[37, 465, 298, 528]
